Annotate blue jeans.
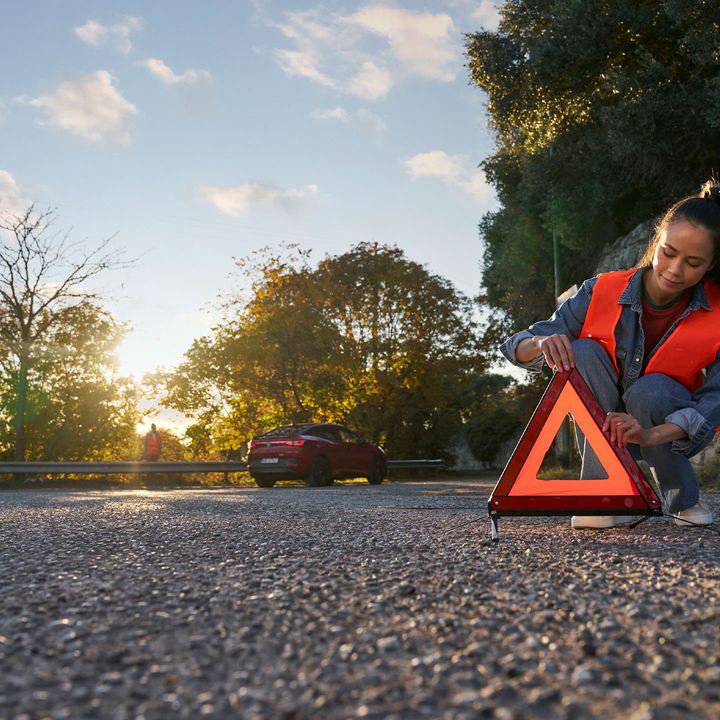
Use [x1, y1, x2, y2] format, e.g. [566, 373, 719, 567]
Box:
[572, 339, 699, 513]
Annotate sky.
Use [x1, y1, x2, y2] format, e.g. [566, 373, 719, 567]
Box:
[0, 0, 501, 384]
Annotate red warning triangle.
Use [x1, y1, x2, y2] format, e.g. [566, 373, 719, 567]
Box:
[489, 369, 662, 516]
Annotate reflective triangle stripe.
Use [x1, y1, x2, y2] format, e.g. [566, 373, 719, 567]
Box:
[489, 369, 662, 517]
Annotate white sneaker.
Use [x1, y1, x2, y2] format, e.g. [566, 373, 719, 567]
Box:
[571, 515, 617, 529]
[571, 515, 644, 529]
[674, 502, 714, 527]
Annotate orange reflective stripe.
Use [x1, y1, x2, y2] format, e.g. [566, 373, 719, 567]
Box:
[507, 379, 639, 497]
[489, 369, 662, 516]
[580, 271, 720, 394]
[579, 269, 634, 373]
[645, 278, 720, 392]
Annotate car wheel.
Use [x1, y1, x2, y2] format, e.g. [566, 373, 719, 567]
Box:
[367, 456, 385, 485]
[253, 475, 277, 488]
[307, 456, 332, 487]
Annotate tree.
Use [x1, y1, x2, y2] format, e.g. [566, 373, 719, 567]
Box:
[160, 246, 345, 456]
[0, 301, 141, 460]
[466, 0, 720, 329]
[0, 206, 130, 460]
[162, 243, 483, 460]
[314, 243, 482, 457]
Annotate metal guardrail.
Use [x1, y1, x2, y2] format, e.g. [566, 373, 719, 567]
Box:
[387, 459, 446, 469]
[0, 459, 445, 476]
[0, 461, 248, 475]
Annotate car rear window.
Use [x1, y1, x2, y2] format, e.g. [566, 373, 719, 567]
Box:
[258, 424, 312, 439]
[339, 428, 363, 443]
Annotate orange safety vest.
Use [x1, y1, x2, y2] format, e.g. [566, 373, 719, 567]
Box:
[579, 269, 720, 393]
[145, 431, 161, 457]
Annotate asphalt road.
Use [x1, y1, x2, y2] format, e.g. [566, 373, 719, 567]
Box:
[1, 480, 719, 719]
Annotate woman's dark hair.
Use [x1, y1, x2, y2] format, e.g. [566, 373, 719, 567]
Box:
[640, 180, 720, 283]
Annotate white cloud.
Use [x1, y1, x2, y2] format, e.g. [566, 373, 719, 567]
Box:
[200, 182, 319, 216]
[275, 10, 343, 88]
[405, 150, 493, 202]
[351, 5, 456, 81]
[276, 49, 337, 88]
[444, 0, 502, 31]
[25, 71, 137, 144]
[356, 108, 387, 136]
[313, 106, 387, 138]
[472, 1, 502, 31]
[74, 16, 142, 54]
[313, 106, 351, 122]
[274, 4, 457, 100]
[0, 170, 29, 217]
[405, 150, 464, 180]
[143, 58, 212, 88]
[348, 61, 393, 101]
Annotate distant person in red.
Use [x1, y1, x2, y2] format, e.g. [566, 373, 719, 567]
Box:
[144, 423, 162, 461]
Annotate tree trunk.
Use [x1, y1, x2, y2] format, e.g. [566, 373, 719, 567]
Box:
[14, 345, 29, 462]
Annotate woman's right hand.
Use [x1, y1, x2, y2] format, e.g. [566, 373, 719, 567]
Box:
[533, 334, 575, 372]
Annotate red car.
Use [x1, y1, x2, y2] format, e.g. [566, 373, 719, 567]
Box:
[248, 423, 386, 488]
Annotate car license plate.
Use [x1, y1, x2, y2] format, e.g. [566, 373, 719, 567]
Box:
[261, 458, 279, 464]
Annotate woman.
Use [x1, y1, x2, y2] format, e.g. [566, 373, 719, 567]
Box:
[501, 181, 720, 528]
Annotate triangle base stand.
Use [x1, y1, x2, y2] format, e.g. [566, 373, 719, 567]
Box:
[488, 369, 663, 542]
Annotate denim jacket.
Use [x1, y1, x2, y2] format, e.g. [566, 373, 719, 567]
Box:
[500, 267, 720, 457]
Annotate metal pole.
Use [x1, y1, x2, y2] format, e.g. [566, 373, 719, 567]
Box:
[553, 229, 560, 302]
[553, 228, 571, 463]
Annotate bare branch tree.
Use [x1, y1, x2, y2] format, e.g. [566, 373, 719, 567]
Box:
[0, 205, 131, 460]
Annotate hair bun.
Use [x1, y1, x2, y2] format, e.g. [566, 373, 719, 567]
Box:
[699, 179, 720, 204]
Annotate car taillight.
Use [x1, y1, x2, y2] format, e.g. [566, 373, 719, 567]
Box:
[250, 438, 305, 448]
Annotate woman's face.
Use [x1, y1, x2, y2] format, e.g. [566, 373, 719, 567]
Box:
[647, 219, 715, 303]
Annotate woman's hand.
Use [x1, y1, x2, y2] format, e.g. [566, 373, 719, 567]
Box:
[534, 334, 575, 372]
[603, 412, 651, 447]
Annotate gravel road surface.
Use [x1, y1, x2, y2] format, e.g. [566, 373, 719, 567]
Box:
[1, 480, 719, 719]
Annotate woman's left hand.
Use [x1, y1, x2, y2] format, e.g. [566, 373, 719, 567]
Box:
[603, 412, 652, 448]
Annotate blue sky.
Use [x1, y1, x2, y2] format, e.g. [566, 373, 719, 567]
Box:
[1, 1, 501, 382]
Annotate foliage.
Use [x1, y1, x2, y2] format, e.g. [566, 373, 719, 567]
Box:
[462, 373, 519, 464]
[0, 302, 140, 460]
[466, 0, 720, 330]
[465, 408, 520, 463]
[162, 243, 483, 460]
[0, 205, 138, 460]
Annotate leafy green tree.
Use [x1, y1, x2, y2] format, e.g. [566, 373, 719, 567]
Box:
[163, 243, 482, 460]
[0, 205, 136, 460]
[161, 246, 345, 457]
[314, 243, 482, 458]
[466, 0, 720, 329]
[0, 301, 140, 460]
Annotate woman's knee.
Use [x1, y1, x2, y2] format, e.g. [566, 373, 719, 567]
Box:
[623, 373, 693, 421]
[571, 338, 613, 371]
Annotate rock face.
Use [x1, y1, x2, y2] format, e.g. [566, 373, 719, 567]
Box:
[594, 219, 655, 272]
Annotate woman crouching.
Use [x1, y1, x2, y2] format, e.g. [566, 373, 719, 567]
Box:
[501, 181, 720, 528]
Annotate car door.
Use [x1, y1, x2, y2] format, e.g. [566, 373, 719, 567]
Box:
[313, 425, 345, 474]
[338, 427, 367, 475]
